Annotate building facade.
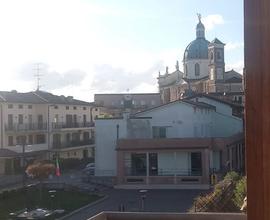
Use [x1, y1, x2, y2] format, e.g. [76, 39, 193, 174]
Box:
[158, 16, 244, 106]
[95, 95, 244, 188]
[0, 90, 95, 174]
[94, 93, 161, 118]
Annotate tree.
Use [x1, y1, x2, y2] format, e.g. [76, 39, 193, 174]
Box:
[26, 160, 55, 205]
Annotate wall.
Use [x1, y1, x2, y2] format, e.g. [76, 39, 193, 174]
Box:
[184, 59, 209, 79]
[137, 102, 214, 138]
[213, 113, 243, 137]
[95, 119, 127, 176]
[192, 97, 233, 116]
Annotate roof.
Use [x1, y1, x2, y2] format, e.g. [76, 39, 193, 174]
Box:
[95, 93, 160, 96]
[0, 90, 92, 106]
[182, 75, 209, 83]
[185, 93, 244, 108]
[117, 133, 244, 151]
[0, 149, 18, 158]
[210, 38, 225, 45]
[224, 69, 243, 81]
[134, 99, 216, 116]
[34, 90, 91, 106]
[184, 38, 210, 60]
[0, 91, 47, 104]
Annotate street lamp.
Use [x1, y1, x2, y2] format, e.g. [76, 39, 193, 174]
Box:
[47, 105, 57, 152]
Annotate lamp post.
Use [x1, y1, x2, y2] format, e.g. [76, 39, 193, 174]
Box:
[47, 104, 57, 153]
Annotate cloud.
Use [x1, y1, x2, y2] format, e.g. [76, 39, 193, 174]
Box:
[226, 61, 244, 74]
[90, 62, 162, 93]
[225, 42, 244, 51]
[17, 62, 86, 90]
[202, 14, 225, 30]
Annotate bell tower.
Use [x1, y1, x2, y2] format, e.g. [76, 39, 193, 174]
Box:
[208, 38, 225, 92]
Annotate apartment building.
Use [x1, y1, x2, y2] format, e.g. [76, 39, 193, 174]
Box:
[0, 90, 96, 174]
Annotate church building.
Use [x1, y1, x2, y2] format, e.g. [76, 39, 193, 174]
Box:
[158, 15, 244, 106]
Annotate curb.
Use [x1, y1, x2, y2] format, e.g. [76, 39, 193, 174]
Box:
[57, 195, 109, 220]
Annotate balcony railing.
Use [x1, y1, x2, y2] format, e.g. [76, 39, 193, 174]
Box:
[125, 168, 202, 177]
[52, 139, 95, 149]
[5, 123, 47, 132]
[51, 121, 95, 130]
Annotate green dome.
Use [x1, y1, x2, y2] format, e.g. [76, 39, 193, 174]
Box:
[184, 38, 210, 60]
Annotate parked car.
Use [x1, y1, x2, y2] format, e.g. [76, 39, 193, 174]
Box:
[82, 163, 95, 175]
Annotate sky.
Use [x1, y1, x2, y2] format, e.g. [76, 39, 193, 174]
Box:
[0, 0, 244, 101]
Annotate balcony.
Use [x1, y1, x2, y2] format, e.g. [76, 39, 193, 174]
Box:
[51, 121, 95, 130]
[5, 123, 47, 132]
[52, 139, 95, 149]
[89, 212, 246, 220]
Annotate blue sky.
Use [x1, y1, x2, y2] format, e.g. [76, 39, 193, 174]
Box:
[0, 0, 244, 101]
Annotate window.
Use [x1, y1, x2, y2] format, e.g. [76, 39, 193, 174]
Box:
[141, 100, 146, 106]
[66, 106, 69, 110]
[36, 134, 45, 144]
[131, 153, 146, 176]
[18, 104, 23, 109]
[95, 108, 98, 111]
[195, 63, 200, 76]
[191, 152, 202, 176]
[54, 105, 58, 109]
[83, 107, 87, 110]
[73, 106, 77, 110]
[8, 136, 13, 146]
[8, 104, 13, 109]
[28, 135, 33, 145]
[54, 114, 59, 123]
[151, 100, 155, 106]
[18, 114, 23, 124]
[152, 126, 166, 138]
[185, 64, 188, 75]
[16, 136, 26, 145]
[28, 105, 32, 109]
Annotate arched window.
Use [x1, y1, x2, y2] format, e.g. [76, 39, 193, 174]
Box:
[185, 64, 188, 75]
[195, 63, 200, 76]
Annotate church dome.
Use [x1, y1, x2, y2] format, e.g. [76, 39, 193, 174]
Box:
[183, 15, 209, 61]
[184, 38, 210, 60]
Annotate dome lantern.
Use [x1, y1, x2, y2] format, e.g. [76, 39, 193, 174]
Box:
[196, 13, 205, 39]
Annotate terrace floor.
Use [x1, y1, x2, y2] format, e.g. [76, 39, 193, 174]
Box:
[64, 189, 207, 220]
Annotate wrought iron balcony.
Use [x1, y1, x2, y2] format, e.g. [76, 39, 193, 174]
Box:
[5, 123, 47, 132]
[51, 121, 95, 130]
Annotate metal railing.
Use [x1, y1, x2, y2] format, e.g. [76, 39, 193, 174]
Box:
[52, 139, 95, 149]
[51, 121, 95, 130]
[125, 168, 202, 176]
[5, 123, 47, 132]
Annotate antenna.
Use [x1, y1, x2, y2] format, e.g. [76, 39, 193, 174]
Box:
[33, 63, 43, 91]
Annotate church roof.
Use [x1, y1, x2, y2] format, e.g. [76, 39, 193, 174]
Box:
[224, 69, 243, 81]
[210, 38, 225, 45]
[184, 38, 210, 60]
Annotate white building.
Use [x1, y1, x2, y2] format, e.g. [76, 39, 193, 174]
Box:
[95, 95, 244, 188]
